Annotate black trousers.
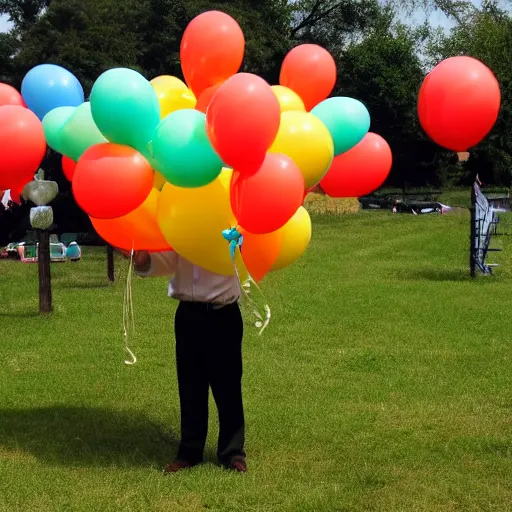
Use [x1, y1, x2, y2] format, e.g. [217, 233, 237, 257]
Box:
[174, 301, 245, 465]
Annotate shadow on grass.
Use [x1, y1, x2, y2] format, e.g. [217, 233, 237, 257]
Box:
[393, 268, 474, 282]
[0, 310, 40, 318]
[56, 281, 112, 290]
[0, 406, 212, 469]
[415, 269, 473, 282]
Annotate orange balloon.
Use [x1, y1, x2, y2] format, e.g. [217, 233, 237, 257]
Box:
[230, 153, 304, 234]
[61, 155, 76, 181]
[90, 188, 172, 252]
[241, 229, 282, 283]
[0, 83, 26, 108]
[280, 44, 337, 111]
[180, 11, 245, 98]
[72, 143, 153, 219]
[195, 84, 221, 113]
[206, 73, 281, 174]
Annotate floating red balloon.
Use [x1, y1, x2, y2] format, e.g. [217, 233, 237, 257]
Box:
[0, 105, 46, 191]
[206, 73, 280, 174]
[72, 143, 153, 219]
[418, 56, 500, 152]
[280, 44, 337, 112]
[320, 133, 392, 198]
[61, 155, 77, 181]
[181, 11, 245, 99]
[0, 83, 26, 108]
[231, 153, 304, 234]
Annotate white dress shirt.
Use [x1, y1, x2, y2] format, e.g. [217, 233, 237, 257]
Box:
[136, 251, 241, 305]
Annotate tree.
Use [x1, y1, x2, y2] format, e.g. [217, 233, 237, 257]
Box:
[0, 0, 52, 29]
[427, 1, 512, 186]
[338, 16, 441, 188]
[8, 0, 145, 91]
[0, 31, 18, 83]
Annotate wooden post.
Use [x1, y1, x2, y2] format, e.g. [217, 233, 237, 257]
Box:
[38, 229, 52, 313]
[107, 245, 115, 282]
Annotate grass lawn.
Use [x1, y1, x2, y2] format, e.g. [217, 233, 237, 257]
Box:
[1, 210, 512, 511]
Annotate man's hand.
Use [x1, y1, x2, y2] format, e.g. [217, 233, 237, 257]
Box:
[117, 249, 150, 271]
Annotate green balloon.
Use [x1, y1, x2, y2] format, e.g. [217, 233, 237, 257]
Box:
[311, 97, 371, 156]
[60, 102, 107, 161]
[151, 109, 223, 188]
[90, 68, 160, 152]
[42, 106, 76, 154]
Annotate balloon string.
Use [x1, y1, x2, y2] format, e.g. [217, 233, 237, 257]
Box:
[122, 248, 137, 365]
[226, 230, 271, 335]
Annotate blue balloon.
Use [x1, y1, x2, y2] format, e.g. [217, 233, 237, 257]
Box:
[21, 64, 84, 120]
[311, 97, 371, 156]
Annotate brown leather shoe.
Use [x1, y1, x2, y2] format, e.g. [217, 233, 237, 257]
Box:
[163, 460, 197, 474]
[224, 460, 247, 473]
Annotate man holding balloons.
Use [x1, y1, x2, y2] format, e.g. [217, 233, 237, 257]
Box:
[130, 249, 248, 474]
[0, 6, 406, 478]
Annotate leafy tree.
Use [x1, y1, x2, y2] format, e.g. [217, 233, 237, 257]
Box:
[338, 17, 440, 187]
[0, 0, 52, 30]
[427, 0, 512, 186]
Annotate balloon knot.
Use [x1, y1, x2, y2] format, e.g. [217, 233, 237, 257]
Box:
[222, 227, 243, 259]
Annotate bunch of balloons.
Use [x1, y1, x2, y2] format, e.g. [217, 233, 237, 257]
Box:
[0, 10, 394, 281]
[418, 56, 501, 152]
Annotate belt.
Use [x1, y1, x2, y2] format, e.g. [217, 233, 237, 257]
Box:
[179, 301, 238, 312]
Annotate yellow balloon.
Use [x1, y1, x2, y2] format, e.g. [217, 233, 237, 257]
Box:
[271, 206, 312, 271]
[150, 75, 197, 118]
[271, 85, 305, 113]
[270, 111, 334, 189]
[153, 170, 166, 191]
[157, 169, 246, 277]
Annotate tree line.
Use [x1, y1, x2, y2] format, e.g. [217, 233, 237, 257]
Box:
[1, 0, 512, 241]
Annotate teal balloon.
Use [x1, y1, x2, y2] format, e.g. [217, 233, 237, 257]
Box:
[42, 106, 76, 154]
[151, 109, 223, 188]
[90, 68, 160, 152]
[60, 102, 107, 161]
[311, 97, 370, 156]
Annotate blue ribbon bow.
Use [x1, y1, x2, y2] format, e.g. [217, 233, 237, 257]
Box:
[222, 228, 244, 261]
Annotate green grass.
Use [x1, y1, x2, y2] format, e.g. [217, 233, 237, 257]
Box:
[1, 211, 512, 511]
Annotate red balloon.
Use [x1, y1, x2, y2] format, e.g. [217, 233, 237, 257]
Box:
[62, 155, 77, 181]
[195, 84, 221, 113]
[10, 185, 23, 204]
[0, 105, 46, 191]
[280, 44, 337, 112]
[181, 11, 245, 98]
[0, 83, 26, 108]
[231, 153, 304, 234]
[207, 73, 280, 174]
[320, 133, 392, 198]
[418, 57, 500, 151]
[72, 143, 153, 219]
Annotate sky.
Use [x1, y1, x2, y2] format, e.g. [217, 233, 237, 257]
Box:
[0, 14, 11, 33]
